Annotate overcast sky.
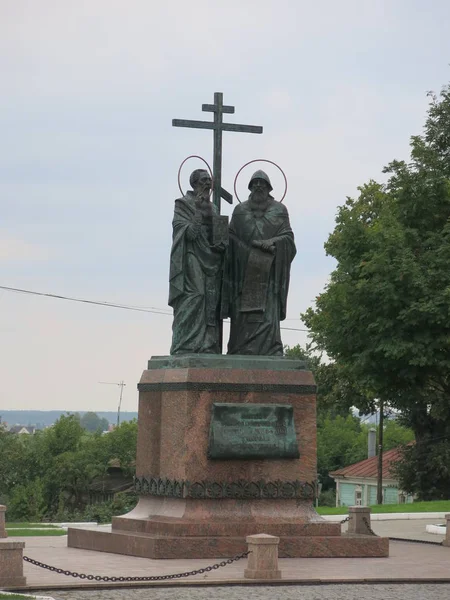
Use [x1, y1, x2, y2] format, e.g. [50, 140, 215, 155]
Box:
[1, 0, 449, 414]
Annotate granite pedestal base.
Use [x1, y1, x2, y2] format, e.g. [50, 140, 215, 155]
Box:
[68, 523, 388, 559]
[68, 355, 389, 559]
[0, 540, 26, 587]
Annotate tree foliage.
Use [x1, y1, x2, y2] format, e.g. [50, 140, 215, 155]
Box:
[0, 415, 138, 521]
[285, 344, 366, 419]
[302, 85, 450, 499]
[285, 345, 414, 493]
[80, 412, 110, 433]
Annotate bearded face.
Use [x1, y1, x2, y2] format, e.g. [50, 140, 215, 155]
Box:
[192, 172, 213, 216]
[193, 172, 212, 201]
[249, 179, 270, 205]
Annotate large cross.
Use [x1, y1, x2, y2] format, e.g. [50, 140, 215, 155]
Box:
[173, 92, 263, 213]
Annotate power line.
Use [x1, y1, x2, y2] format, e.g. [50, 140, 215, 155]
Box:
[360, 412, 377, 425]
[0, 284, 310, 332]
[0, 285, 171, 316]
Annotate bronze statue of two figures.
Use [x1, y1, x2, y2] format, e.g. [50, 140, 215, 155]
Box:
[169, 169, 296, 356]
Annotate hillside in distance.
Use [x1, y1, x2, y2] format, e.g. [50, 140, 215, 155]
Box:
[0, 410, 138, 429]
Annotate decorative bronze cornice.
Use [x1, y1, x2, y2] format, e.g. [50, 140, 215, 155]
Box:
[137, 382, 316, 394]
[134, 476, 315, 500]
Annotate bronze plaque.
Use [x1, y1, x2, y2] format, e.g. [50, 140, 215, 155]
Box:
[240, 248, 274, 312]
[208, 403, 299, 460]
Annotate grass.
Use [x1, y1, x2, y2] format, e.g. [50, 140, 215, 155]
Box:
[0, 595, 38, 599]
[317, 500, 450, 515]
[6, 528, 67, 536]
[0, 595, 42, 599]
[5, 522, 58, 528]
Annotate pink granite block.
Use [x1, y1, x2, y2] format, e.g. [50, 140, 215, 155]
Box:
[0, 540, 26, 586]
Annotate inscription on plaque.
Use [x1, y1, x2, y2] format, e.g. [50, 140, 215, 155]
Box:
[208, 403, 299, 460]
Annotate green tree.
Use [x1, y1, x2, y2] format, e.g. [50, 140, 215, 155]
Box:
[104, 420, 137, 476]
[0, 430, 25, 500]
[0, 413, 138, 521]
[8, 478, 46, 522]
[382, 418, 414, 450]
[303, 84, 450, 499]
[51, 435, 106, 510]
[285, 345, 366, 419]
[317, 414, 368, 491]
[44, 413, 84, 456]
[286, 344, 373, 490]
[80, 412, 110, 433]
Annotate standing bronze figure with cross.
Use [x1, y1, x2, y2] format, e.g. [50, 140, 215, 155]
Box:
[169, 92, 295, 356]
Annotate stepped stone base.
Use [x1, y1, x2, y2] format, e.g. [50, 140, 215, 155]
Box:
[68, 527, 389, 559]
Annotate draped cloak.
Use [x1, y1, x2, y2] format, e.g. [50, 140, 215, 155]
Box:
[223, 198, 296, 356]
[169, 192, 224, 354]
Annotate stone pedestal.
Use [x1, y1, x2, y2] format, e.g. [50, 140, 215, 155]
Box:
[0, 505, 26, 587]
[348, 506, 372, 535]
[0, 505, 7, 538]
[244, 533, 281, 580]
[0, 539, 26, 587]
[443, 513, 450, 547]
[68, 355, 388, 559]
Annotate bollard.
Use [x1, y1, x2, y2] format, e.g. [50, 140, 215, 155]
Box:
[244, 533, 281, 580]
[0, 505, 26, 586]
[348, 506, 372, 535]
[0, 506, 6, 538]
[443, 513, 450, 547]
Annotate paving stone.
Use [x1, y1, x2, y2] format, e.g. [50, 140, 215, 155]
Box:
[34, 583, 450, 600]
[5, 519, 449, 595]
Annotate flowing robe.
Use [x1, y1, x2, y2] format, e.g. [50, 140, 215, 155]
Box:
[224, 198, 296, 355]
[169, 192, 224, 354]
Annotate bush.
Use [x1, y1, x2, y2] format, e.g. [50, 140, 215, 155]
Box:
[7, 479, 47, 522]
[318, 489, 336, 507]
[76, 492, 138, 524]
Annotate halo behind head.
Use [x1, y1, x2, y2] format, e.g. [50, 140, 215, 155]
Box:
[177, 155, 213, 198]
[234, 159, 287, 203]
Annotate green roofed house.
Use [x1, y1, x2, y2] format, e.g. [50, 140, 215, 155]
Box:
[329, 430, 415, 506]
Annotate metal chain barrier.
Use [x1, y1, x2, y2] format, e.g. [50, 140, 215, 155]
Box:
[23, 551, 250, 582]
[361, 516, 444, 544]
[362, 516, 378, 536]
[388, 536, 444, 545]
[340, 515, 351, 524]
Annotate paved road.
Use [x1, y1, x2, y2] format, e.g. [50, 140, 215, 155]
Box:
[38, 583, 450, 600]
[12, 519, 448, 594]
[359, 518, 445, 542]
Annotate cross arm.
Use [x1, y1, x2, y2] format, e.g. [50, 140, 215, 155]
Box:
[202, 104, 235, 114]
[172, 119, 214, 130]
[172, 119, 263, 134]
[221, 123, 263, 134]
[221, 187, 233, 204]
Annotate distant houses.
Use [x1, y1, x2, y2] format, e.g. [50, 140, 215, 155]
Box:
[2, 424, 37, 435]
[7, 425, 37, 435]
[329, 447, 414, 506]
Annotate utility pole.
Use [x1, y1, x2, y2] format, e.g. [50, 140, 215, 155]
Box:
[99, 381, 126, 428]
[376, 399, 384, 505]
